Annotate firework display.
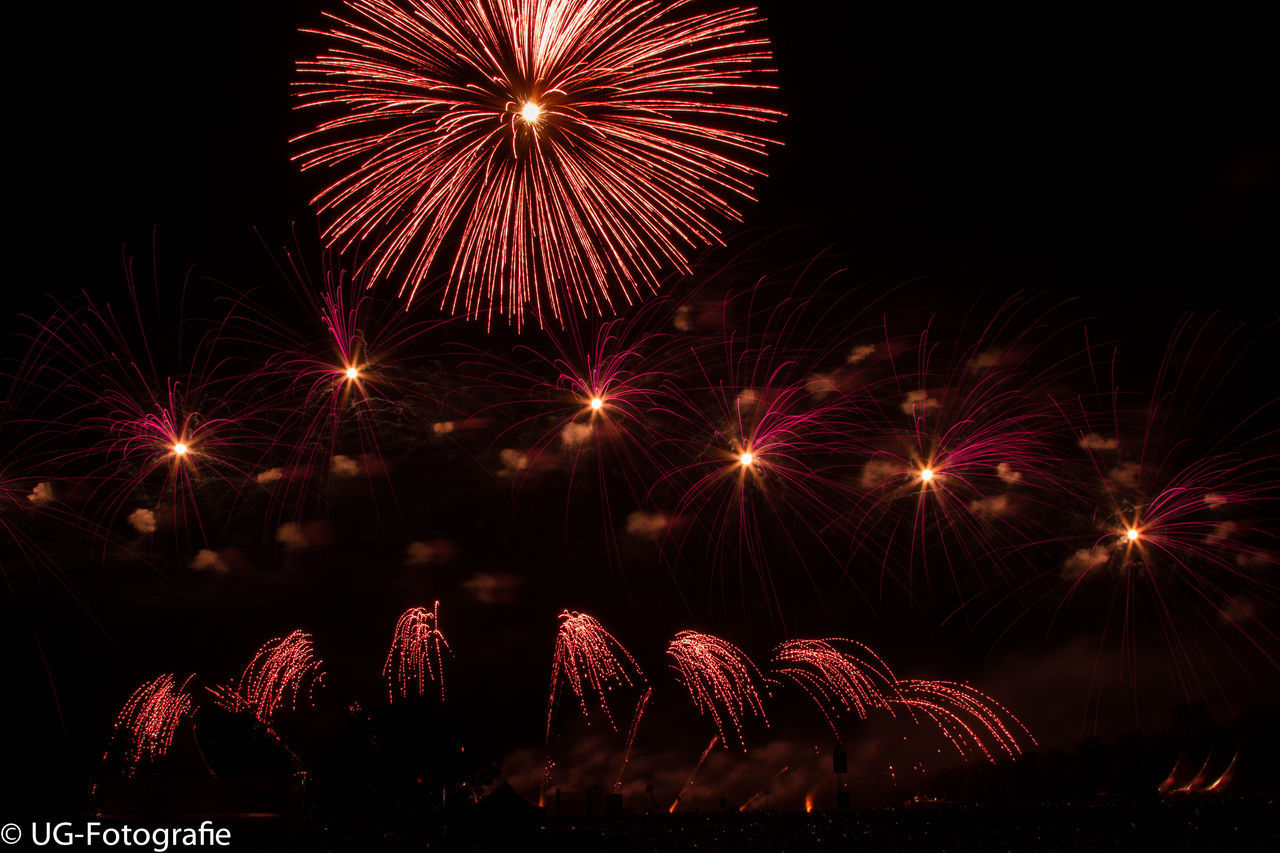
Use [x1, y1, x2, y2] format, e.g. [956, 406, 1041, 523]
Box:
[668, 630, 769, 750]
[384, 602, 452, 702]
[767, 638, 898, 732]
[109, 675, 196, 776]
[212, 630, 326, 725]
[8, 0, 1279, 836]
[895, 679, 1036, 762]
[293, 0, 780, 327]
[547, 610, 646, 739]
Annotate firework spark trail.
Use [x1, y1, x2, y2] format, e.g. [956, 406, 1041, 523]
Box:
[767, 638, 898, 732]
[546, 611, 645, 742]
[213, 630, 326, 725]
[894, 679, 1035, 762]
[669, 735, 719, 813]
[384, 602, 452, 701]
[110, 675, 196, 776]
[613, 686, 651, 793]
[1204, 750, 1238, 792]
[295, 0, 781, 327]
[667, 630, 768, 750]
[739, 764, 790, 811]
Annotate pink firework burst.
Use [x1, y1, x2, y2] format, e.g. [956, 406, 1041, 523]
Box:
[646, 279, 883, 617]
[110, 674, 196, 776]
[229, 249, 458, 517]
[213, 630, 326, 725]
[547, 610, 646, 741]
[1022, 315, 1280, 720]
[33, 270, 267, 544]
[846, 297, 1079, 603]
[667, 629, 768, 750]
[457, 294, 693, 563]
[384, 602, 452, 701]
[767, 638, 899, 733]
[895, 679, 1036, 762]
[294, 0, 781, 327]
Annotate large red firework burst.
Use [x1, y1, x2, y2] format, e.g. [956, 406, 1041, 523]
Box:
[294, 0, 780, 327]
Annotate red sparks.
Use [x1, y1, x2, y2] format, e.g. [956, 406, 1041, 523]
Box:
[614, 686, 652, 793]
[214, 630, 326, 725]
[384, 602, 452, 702]
[895, 679, 1036, 762]
[667, 630, 767, 750]
[768, 638, 899, 732]
[111, 674, 196, 776]
[669, 735, 720, 813]
[294, 0, 781, 327]
[547, 610, 645, 741]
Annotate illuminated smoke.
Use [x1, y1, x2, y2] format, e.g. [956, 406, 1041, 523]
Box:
[128, 507, 157, 534]
[26, 482, 54, 505]
[330, 454, 362, 477]
[497, 448, 529, 477]
[624, 510, 669, 539]
[1078, 433, 1120, 451]
[461, 571, 524, 604]
[560, 422, 594, 449]
[255, 467, 284, 485]
[188, 549, 229, 574]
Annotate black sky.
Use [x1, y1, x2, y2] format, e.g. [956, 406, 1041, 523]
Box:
[7, 0, 1279, 815]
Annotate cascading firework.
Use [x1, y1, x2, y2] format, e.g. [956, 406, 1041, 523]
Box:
[767, 638, 898, 732]
[110, 674, 196, 776]
[894, 679, 1036, 762]
[384, 602, 452, 701]
[213, 630, 326, 725]
[547, 610, 646, 740]
[667, 630, 767, 750]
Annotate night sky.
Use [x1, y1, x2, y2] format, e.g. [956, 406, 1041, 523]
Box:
[7, 0, 1279, 819]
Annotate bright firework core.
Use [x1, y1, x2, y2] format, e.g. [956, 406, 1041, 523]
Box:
[589, 396, 604, 411]
[172, 443, 189, 456]
[920, 467, 934, 482]
[740, 452, 755, 466]
[520, 102, 542, 123]
[1127, 527, 1140, 541]
[345, 366, 360, 380]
